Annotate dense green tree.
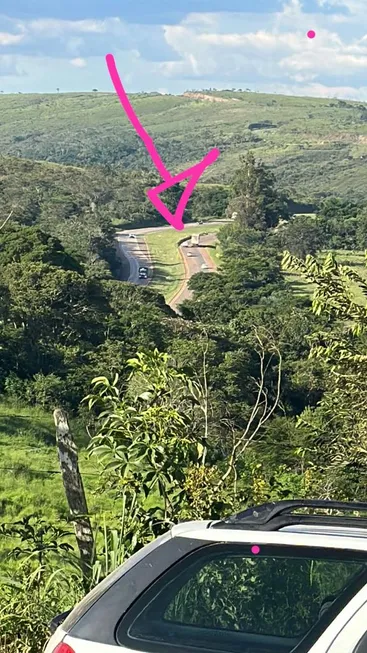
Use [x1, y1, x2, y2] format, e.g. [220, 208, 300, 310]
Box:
[278, 214, 324, 259]
[227, 153, 289, 230]
[0, 226, 176, 408]
[317, 197, 361, 249]
[0, 224, 82, 271]
[282, 249, 367, 500]
[191, 185, 229, 218]
[183, 226, 285, 323]
[355, 207, 367, 249]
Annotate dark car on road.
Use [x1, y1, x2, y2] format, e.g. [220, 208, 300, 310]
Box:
[138, 266, 149, 280]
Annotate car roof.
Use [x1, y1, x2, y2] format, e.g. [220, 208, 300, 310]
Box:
[170, 512, 367, 553]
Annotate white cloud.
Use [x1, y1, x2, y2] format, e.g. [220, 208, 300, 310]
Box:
[280, 49, 367, 77]
[0, 54, 25, 76]
[0, 32, 24, 46]
[317, 0, 366, 12]
[27, 18, 109, 35]
[0, 4, 367, 100]
[268, 81, 367, 101]
[158, 3, 367, 95]
[65, 37, 85, 56]
[70, 57, 87, 68]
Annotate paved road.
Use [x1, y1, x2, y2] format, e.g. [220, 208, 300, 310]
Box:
[170, 234, 217, 311]
[115, 232, 151, 286]
[116, 220, 229, 308]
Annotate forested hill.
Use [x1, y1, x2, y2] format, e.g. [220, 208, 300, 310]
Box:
[1, 90, 367, 202]
[0, 153, 229, 228]
[0, 155, 229, 274]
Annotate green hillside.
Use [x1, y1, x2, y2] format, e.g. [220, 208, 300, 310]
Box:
[1, 90, 367, 202]
[0, 402, 109, 527]
[4, 96, 367, 653]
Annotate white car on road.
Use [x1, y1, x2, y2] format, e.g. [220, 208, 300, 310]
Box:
[45, 499, 367, 653]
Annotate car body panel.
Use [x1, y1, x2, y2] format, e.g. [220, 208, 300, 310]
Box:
[44, 518, 367, 653]
[58, 588, 367, 653]
[307, 591, 367, 651]
[170, 520, 211, 535]
[64, 538, 210, 645]
[64, 635, 124, 652]
[177, 526, 367, 552]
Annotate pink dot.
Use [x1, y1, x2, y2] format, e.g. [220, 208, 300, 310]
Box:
[307, 30, 316, 39]
[251, 545, 260, 555]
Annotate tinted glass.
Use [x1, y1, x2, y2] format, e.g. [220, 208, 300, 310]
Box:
[118, 543, 367, 653]
[163, 555, 361, 637]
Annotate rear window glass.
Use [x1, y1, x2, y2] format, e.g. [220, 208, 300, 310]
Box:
[117, 543, 367, 653]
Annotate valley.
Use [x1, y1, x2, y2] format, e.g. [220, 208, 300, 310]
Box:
[2, 87, 367, 653]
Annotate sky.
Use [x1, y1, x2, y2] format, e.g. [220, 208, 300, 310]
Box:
[1, 0, 367, 99]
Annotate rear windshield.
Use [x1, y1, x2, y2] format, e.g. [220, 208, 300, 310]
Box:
[117, 542, 367, 653]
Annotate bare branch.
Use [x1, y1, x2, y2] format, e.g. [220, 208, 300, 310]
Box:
[0, 210, 13, 232]
[201, 333, 209, 464]
[216, 329, 282, 490]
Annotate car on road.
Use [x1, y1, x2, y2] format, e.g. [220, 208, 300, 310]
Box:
[182, 242, 190, 247]
[201, 263, 209, 270]
[46, 499, 367, 653]
[128, 234, 136, 239]
[138, 266, 149, 279]
[187, 252, 194, 257]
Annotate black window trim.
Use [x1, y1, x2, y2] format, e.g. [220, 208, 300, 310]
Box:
[116, 542, 367, 653]
[354, 625, 367, 653]
[68, 536, 212, 645]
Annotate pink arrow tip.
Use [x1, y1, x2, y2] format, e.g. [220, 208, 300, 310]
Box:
[147, 148, 221, 231]
[105, 53, 220, 229]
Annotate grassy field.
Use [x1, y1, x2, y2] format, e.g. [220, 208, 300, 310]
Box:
[284, 250, 367, 301]
[146, 223, 222, 300]
[1, 91, 367, 201]
[209, 243, 222, 268]
[145, 212, 367, 302]
[0, 401, 118, 566]
[146, 220, 367, 303]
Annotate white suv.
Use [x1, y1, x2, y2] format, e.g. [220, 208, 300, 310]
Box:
[45, 500, 367, 653]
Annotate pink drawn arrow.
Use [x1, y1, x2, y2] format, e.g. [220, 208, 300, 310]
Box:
[106, 54, 220, 231]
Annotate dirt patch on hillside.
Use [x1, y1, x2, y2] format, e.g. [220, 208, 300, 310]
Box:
[307, 133, 359, 145]
[183, 92, 239, 103]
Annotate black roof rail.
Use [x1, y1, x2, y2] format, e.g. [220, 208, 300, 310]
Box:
[211, 499, 367, 531]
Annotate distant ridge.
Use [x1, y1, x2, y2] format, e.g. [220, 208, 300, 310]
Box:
[0, 90, 367, 201]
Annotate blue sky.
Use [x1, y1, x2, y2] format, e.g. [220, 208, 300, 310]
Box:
[1, 0, 367, 99]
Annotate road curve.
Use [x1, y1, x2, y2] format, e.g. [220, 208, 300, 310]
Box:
[169, 234, 218, 311]
[115, 220, 228, 308]
[115, 232, 151, 286]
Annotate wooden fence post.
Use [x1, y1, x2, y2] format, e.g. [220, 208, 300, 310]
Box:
[53, 408, 94, 586]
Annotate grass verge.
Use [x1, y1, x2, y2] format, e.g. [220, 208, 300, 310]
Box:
[283, 249, 367, 301]
[0, 400, 116, 567]
[146, 223, 222, 300]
